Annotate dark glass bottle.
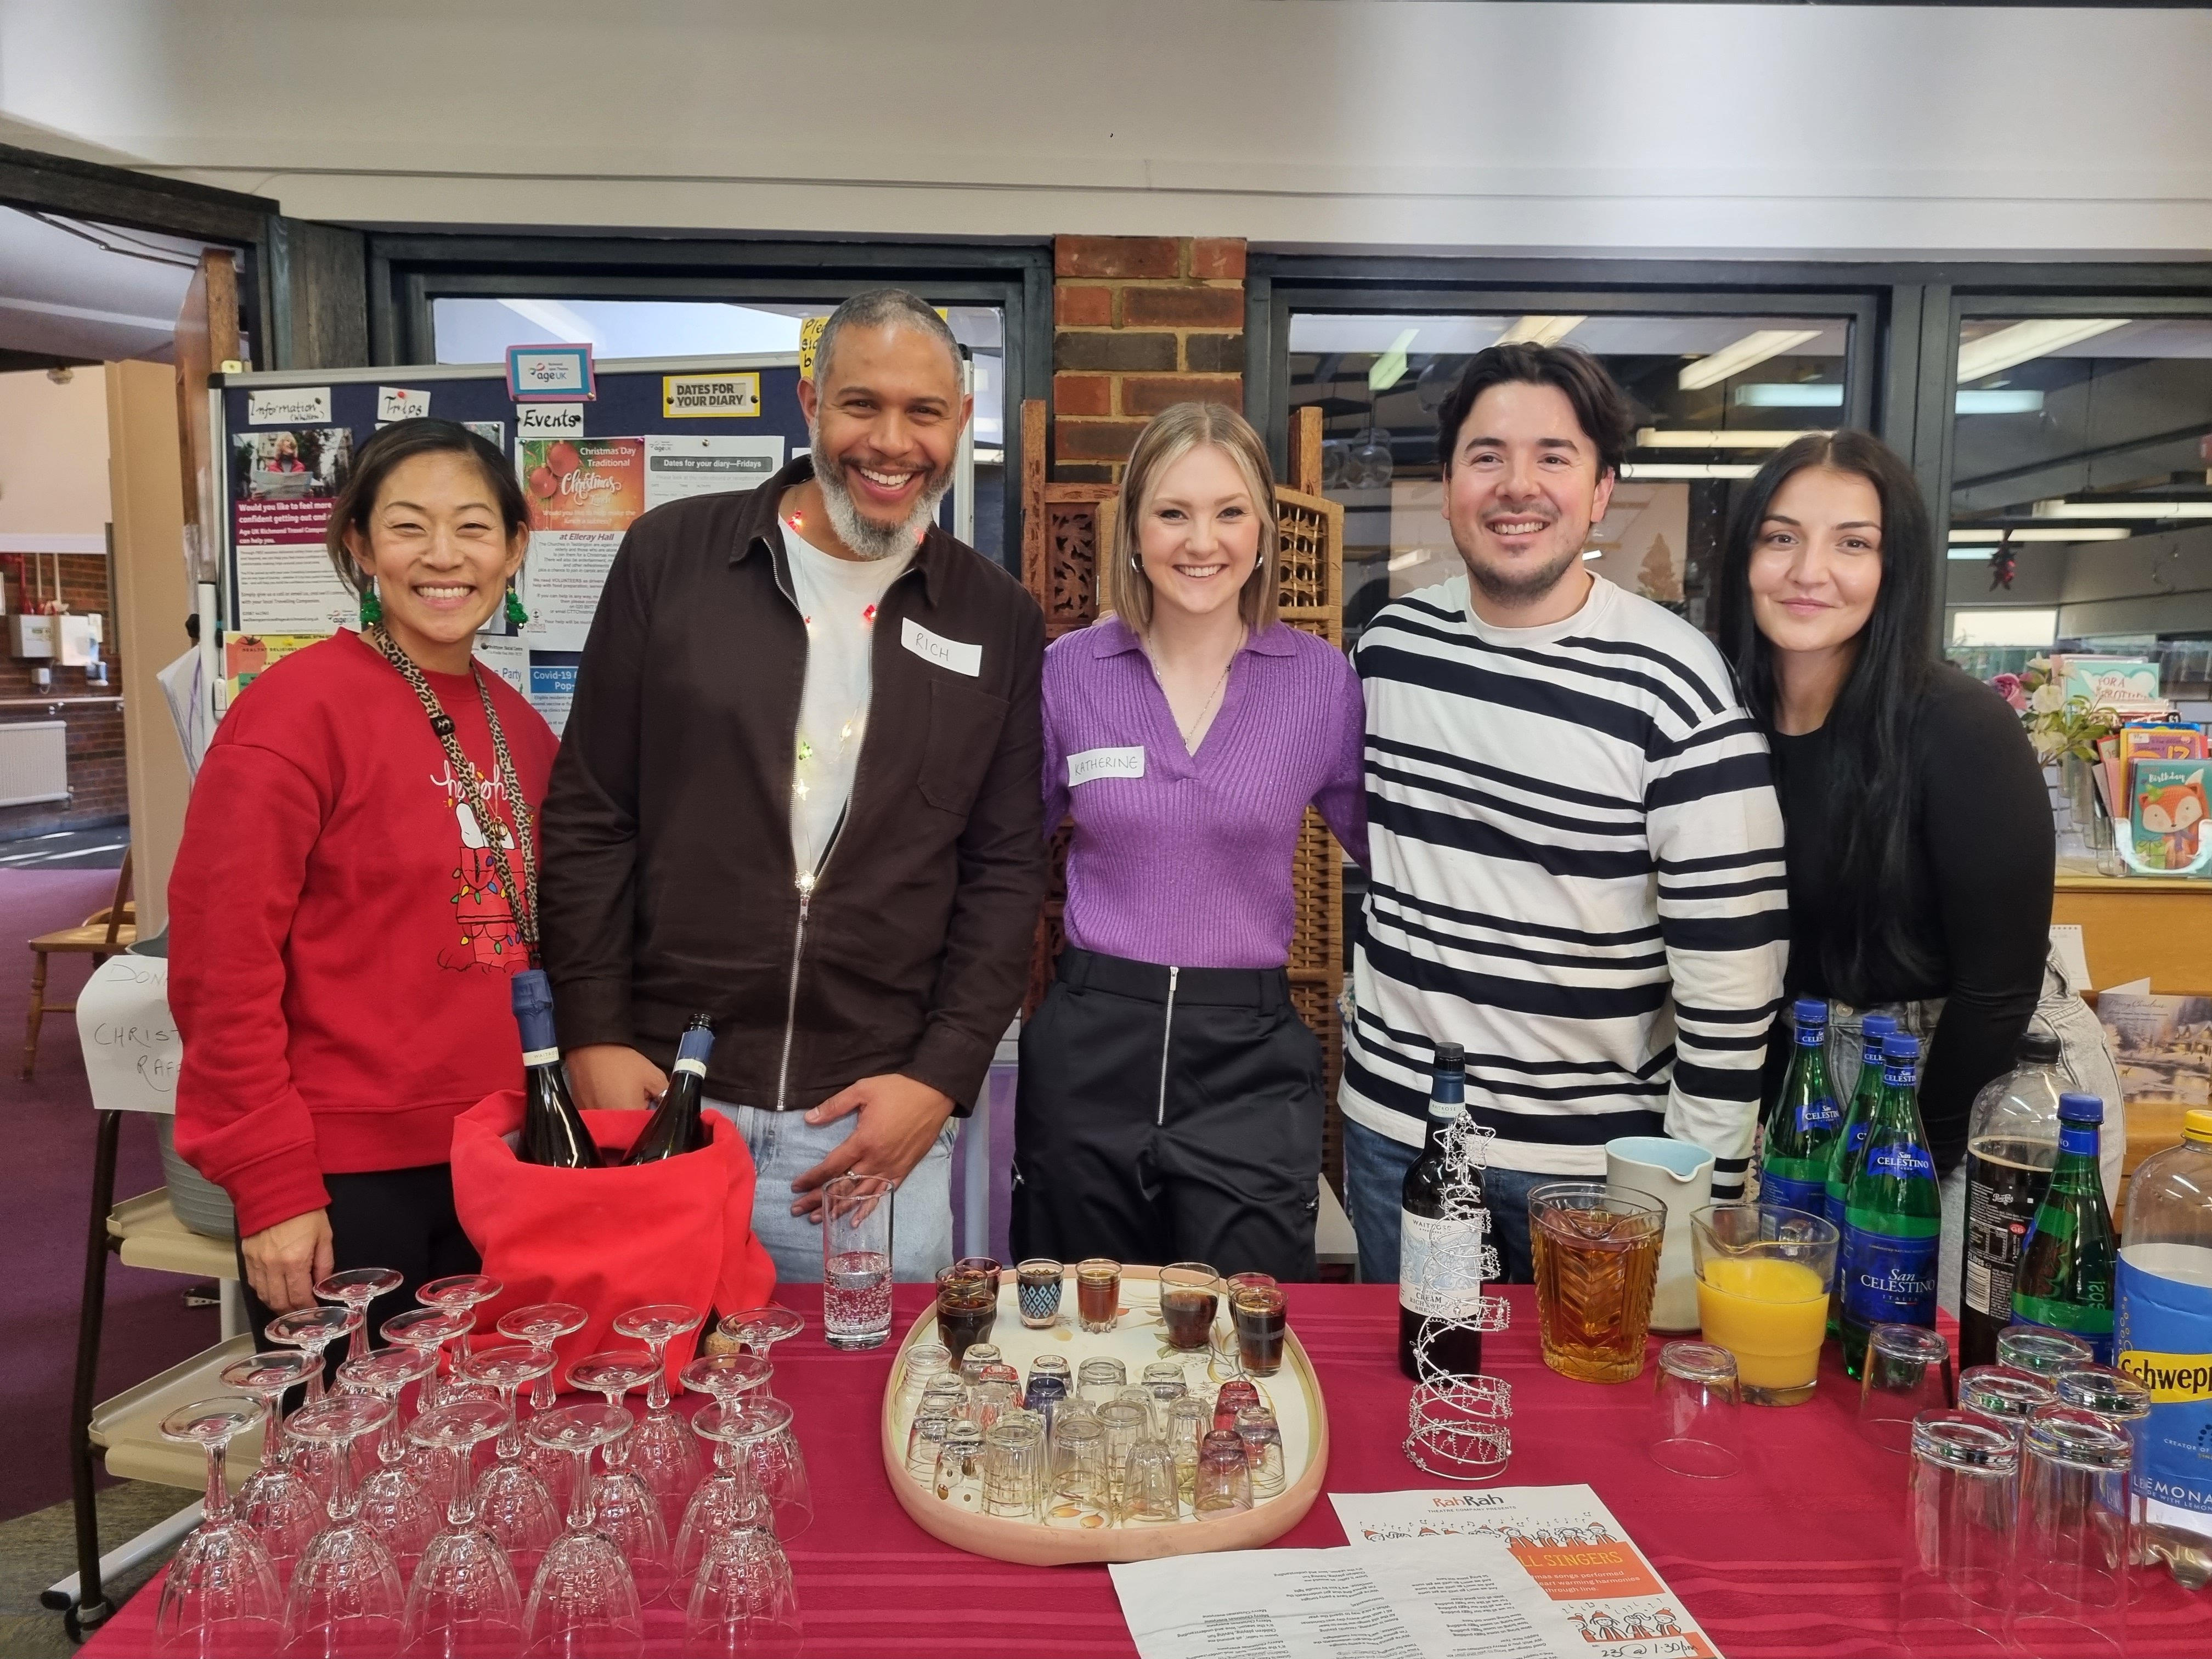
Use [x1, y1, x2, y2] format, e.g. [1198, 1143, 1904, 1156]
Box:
[2012, 1092, 2118, 1365]
[622, 1017, 716, 1166]
[1759, 998, 1841, 1216]
[1959, 1032, 2067, 1369]
[1398, 1043, 1486, 1381]
[1839, 1032, 1942, 1379]
[511, 968, 600, 1170]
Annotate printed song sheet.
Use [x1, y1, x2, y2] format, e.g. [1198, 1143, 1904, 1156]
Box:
[1109, 1536, 1587, 1659]
[1332, 1488, 1719, 1659]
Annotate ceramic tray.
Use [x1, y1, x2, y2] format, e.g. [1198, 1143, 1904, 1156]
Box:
[879, 1265, 1329, 1564]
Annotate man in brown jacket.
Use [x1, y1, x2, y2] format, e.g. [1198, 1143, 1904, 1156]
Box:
[539, 289, 1046, 1282]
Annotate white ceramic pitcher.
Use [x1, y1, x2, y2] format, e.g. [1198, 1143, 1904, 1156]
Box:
[1605, 1136, 1715, 1333]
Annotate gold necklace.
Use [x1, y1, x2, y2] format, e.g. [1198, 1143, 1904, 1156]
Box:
[1145, 630, 1239, 751]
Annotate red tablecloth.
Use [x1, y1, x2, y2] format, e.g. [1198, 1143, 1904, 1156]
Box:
[81, 1283, 2209, 1657]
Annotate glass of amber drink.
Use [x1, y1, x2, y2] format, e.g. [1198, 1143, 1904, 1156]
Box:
[1530, 1182, 1665, 1384]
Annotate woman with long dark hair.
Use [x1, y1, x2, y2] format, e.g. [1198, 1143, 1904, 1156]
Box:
[1716, 430, 2121, 1315]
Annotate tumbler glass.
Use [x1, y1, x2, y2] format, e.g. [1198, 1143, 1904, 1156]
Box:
[1212, 1379, 1263, 1434]
[1076, 1257, 1122, 1334]
[1159, 1263, 1221, 1352]
[895, 1344, 952, 1418]
[1530, 1182, 1664, 1384]
[1121, 1437, 1182, 1525]
[1647, 1340, 1741, 1479]
[1141, 1362, 1189, 1432]
[2013, 1406, 2133, 1655]
[932, 1421, 986, 1510]
[2056, 1363, 2155, 1583]
[934, 1265, 999, 1367]
[1193, 1429, 1252, 1516]
[1016, 1258, 1066, 1329]
[1999, 1325, 2095, 1378]
[906, 1408, 955, 1485]
[966, 1379, 1017, 1435]
[822, 1173, 895, 1350]
[1076, 1357, 1127, 1409]
[1166, 1395, 1213, 1491]
[1234, 1406, 1286, 1499]
[1097, 1401, 1151, 1501]
[983, 1419, 1046, 1522]
[1046, 1415, 1111, 1530]
[1901, 1410, 2019, 1655]
[958, 1342, 1003, 1387]
[1959, 1364, 2057, 1447]
[1232, 1284, 1289, 1378]
[1859, 1324, 1955, 1455]
[1689, 1203, 1837, 1406]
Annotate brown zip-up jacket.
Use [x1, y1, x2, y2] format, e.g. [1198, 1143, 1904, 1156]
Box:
[538, 456, 1046, 1115]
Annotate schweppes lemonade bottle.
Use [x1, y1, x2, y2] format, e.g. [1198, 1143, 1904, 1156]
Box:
[1839, 1032, 1939, 1380]
[2117, 1108, 2212, 1588]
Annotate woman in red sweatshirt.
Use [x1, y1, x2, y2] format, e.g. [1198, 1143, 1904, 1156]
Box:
[172, 419, 558, 1327]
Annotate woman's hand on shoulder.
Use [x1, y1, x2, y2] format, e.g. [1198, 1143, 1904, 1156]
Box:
[242, 1210, 334, 1312]
[566, 1043, 668, 1113]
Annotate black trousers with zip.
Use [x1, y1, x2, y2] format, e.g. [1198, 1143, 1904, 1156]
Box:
[1010, 947, 1325, 1283]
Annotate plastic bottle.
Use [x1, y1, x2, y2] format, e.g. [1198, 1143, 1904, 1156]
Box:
[2117, 1108, 2212, 1589]
[1958, 1032, 2070, 1369]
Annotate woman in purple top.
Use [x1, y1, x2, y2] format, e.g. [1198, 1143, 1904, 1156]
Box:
[1012, 403, 1366, 1282]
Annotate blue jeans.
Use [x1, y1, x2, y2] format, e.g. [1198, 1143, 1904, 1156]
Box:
[707, 1099, 956, 1286]
[1342, 1116, 1545, 1285]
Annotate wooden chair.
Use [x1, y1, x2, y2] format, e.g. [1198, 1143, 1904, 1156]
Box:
[22, 845, 137, 1080]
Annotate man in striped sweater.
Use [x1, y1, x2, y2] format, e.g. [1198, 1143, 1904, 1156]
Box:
[1341, 343, 1788, 1284]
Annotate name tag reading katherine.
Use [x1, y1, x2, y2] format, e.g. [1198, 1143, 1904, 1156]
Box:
[1068, 747, 1146, 786]
[901, 618, 981, 677]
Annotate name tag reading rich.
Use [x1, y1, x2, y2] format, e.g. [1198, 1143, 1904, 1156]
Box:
[1068, 747, 1146, 786]
[901, 618, 981, 677]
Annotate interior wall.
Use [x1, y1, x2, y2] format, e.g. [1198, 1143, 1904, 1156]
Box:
[2, 2, 2207, 257]
[0, 366, 111, 545]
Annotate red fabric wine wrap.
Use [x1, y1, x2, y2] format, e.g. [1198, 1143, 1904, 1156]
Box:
[450, 1090, 776, 1390]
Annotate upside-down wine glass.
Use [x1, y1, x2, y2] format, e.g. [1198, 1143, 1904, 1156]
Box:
[524, 1404, 645, 1659]
[566, 1351, 674, 1607]
[154, 1396, 284, 1658]
[684, 1402, 804, 1658]
[610, 1304, 705, 1534]
[675, 1355, 775, 1581]
[381, 1306, 473, 1418]
[416, 1274, 504, 1374]
[334, 1347, 441, 1576]
[716, 1307, 813, 1539]
[496, 1301, 588, 1412]
[401, 1397, 523, 1659]
[283, 1393, 404, 1657]
[313, 1267, 404, 1368]
[266, 1306, 358, 1503]
[219, 1351, 325, 1588]
[459, 1344, 563, 1586]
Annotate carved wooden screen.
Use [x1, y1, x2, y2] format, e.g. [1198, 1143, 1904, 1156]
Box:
[1018, 401, 1350, 1186]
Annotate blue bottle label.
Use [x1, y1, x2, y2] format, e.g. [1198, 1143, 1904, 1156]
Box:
[2117, 1247, 2212, 1526]
[2058, 1124, 2099, 1158]
[1866, 1142, 1936, 1181]
[1761, 1172, 1828, 1217]
[1797, 1022, 1826, 1047]
[1795, 1094, 1840, 1133]
[1843, 1226, 1938, 1328]
[1883, 1060, 1918, 1088]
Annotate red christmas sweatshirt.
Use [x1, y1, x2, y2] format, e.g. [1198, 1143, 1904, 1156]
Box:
[171, 630, 558, 1237]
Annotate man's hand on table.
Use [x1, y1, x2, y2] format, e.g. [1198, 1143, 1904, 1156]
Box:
[566, 1043, 668, 1112]
[788, 1073, 955, 1220]
[242, 1209, 334, 1311]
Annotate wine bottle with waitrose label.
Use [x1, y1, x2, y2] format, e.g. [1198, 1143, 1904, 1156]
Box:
[1399, 1043, 1486, 1381]
[511, 968, 601, 1170]
[622, 1016, 716, 1166]
[1840, 1032, 1940, 1379]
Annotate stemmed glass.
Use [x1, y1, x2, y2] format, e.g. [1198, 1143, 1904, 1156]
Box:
[416, 1274, 504, 1373]
[402, 1397, 523, 1659]
[219, 1351, 325, 1587]
[496, 1302, 588, 1411]
[675, 1355, 775, 1581]
[313, 1267, 403, 1368]
[610, 1305, 705, 1533]
[567, 1352, 674, 1607]
[525, 1404, 646, 1659]
[716, 1307, 813, 1539]
[334, 1347, 441, 1575]
[684, 1404, 803, 1657]
[458, 1344, 563, 1585]
[381, 1307, 473, 1417]
[155, 1397, 284, 1657]
[266, 1306, 357, 1501]
[283, 1393, 405, 1657]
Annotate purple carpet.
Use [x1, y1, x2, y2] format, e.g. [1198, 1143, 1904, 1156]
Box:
[0, 870, 218, 1524]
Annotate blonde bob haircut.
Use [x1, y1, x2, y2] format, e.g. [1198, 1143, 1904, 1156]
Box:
[1108, 402, 1279, 634]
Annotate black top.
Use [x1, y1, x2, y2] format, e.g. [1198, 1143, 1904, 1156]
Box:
[1762, 664, 2053, 1173]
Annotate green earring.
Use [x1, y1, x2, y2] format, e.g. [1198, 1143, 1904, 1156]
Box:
[504, 582, 529, 627]
[358, 585, 383, 627]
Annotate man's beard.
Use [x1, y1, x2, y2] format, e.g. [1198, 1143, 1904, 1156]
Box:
[1455, 525, 1585, 607]
[811, 434, 953, 562]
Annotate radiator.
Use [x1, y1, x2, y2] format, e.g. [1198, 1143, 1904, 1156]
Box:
[0, 720, 69, 808]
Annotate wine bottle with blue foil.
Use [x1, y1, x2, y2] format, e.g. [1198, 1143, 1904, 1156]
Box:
[1759, 998, 1840, 1216]
[1824, 1012, 1896, 1339]
[621, 1016, 716, 1166]
[2011, 1092, 2117, 1364]
[511, 969, 601, 1170]
[1840, 1031, 1940, 1379]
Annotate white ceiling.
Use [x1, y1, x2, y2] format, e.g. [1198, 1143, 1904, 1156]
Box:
[0, 206, 216, 362]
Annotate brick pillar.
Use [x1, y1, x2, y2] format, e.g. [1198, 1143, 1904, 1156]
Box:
[1051, 236, 1245, 483]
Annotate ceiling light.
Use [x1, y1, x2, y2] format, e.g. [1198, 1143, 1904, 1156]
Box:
[1735, 383, 1843, 409]
[1635, 428, 1821, 449]
[1678, 330, 1822, 392]
[1619, 462, 1763, 480]
[1955, 390, 2045, 415]
[1949, 527, 2132, 542]
[1956, 319, 2128, 384]
[1368, 328, 1419, 393]
[2032, 499, 2212, 520]
[1495, 315, 1584, 347]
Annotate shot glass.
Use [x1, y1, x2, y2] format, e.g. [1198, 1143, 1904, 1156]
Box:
[1647, 1340, 1742, 1479]
[1045, 1416, 1110, 1530]
[1076, 1357, 1127, 1409]
[958, 1343, 1003, 1387]
[1159, 1263, 1221, 1352]
[905, 1408, 954, 1485]
[1960, 1365, 2057, 1447]
[1121, 1438, 1181, 1526]
[965, 1380, 1016, 1435]
[1997, 1325, 2096, 1378]
[933, 1265, 998, 1368]
[1076, 1259, 1121, 1334]
[1232, 1284, 1289, 1378]
[821, 1173, 894, 1351]
[1016, 1259, 1065, 1329]
[1234, 1406, 1285, 1499]
[894, 1344, 951, 1418]
[1193, 1429, 1252, 1516]
[1901, 1410, 2019, 1655]
[981, 1420, 1045, 1522]
[931, 1421, 985, 1510]
[1859, 1324, 1955, 1455]
[1097, 1401, 1151, 1501]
